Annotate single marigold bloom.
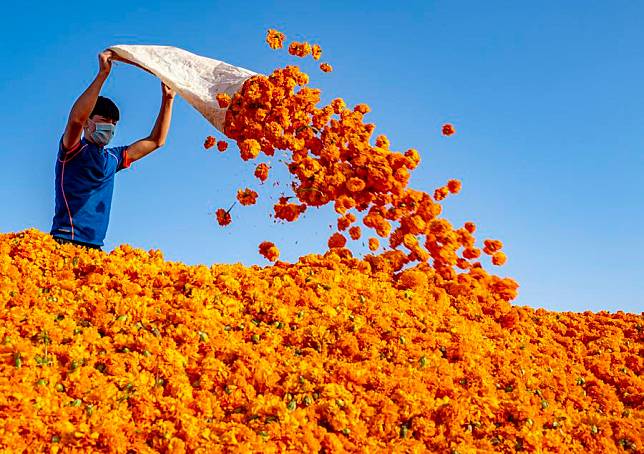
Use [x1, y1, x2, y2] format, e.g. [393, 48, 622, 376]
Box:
[349, 226, 361, 240]
[216, 93, 231, 108]
[266, 29, 286, 49]
[492, 251, 507, 266]
[368, 237, 379, 251]
[483, 239, 503, 255]
[204, 136, 215, 149]
[346, 177, 366, 193]
[217, 141, 228, 152]
[320, 63, 333, 73]
[354, 103, 370, 114]
[447, 179, 462, 194]
[215, 208, 231, 226]
[442, 123, 456, 136]
[254, 163, 270, 182]
[236, 188, 258, 206]
[434, 187, 449, 201]
[462, 247, 481, 259]
[274, 199, 306, 222]
[464, 221, 476, 234]
[239, 139, 261, 161]
[311, 44, 322, 60]
[375, 135, 390, 148]
[258, 241, 280, 261]
[404, 149, 420, 169]
[288, 41, 312, 57]
[328, 232, 347, 249]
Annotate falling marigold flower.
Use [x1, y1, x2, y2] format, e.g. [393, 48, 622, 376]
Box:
[464, 221, 476, 233]
[442, 123, 456, 136]
[492, 251, 507, 266]
[288, 41, 312, 57]
[204, 136, 215, 149]
[215, 208, 232, 226]
[447, 179, 462, 194]
[368, 237, 379, 251]
[254, 163, 270, 182]
[319, 63, 333, 73]
[328, 232, 347, 249]
[258, 241, 280, 261]
[434, 187, 449, 201]
[311, 44, 322, 60]
[239, 139, 261, 161]
[266, 29, 286, 49]
[353, 103, 370, 114]
[483, 239, 504, 255]
[217, 140, 228, 152]
[236, 188, 259, 206]
[349, 226, 361, 240]
[216, 93, 231, 108]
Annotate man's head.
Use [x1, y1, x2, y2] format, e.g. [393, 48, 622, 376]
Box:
[84, 96, 120, 147]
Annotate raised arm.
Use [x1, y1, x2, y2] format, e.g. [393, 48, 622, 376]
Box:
[62, 50, 113, 151]
[124, 82, 175, 164]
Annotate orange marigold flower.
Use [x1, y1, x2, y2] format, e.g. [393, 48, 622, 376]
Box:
[349, 226, 361, 240]
[346, 177, 366, 193]
[216, 93, 231, 108]
[354, 103, 370, 114]
[274, 198, 306, 222]
[442, 123, 456, 136]
[239, 139, 261, 161]
[258, 241, 280, 261]
[236, 188, 258, 206]
[404, 148, 420, 169]
[447, 179, 462, 194]
[464, 221, 476, 233]
[462, 247, 481, 259]
[254, 163, 270, 182]
[204, 136, 215, 149]
[217, 141, 228, 152]
[266, 29, 286, 49]
[215, 208, 231, 226]
[320, 63, 333, 73]
[434, 187, 449, 201]
[328, 232, 347, 249]
[288, 41, 312, 57]
[311, 44, 322, 60]
[368, 237, 379, 251]
[492, 251, 507, 266]
[483, 239, 503, 255]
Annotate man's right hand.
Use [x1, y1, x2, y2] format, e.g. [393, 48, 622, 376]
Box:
[98, 50, 114, 77]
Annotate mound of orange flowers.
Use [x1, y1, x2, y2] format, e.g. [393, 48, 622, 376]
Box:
[0, 229, 641, 453]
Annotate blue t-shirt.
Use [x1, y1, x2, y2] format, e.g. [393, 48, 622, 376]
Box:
[50, 135, 131, 247]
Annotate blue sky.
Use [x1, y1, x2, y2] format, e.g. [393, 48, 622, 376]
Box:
[1, 1, 642, 313]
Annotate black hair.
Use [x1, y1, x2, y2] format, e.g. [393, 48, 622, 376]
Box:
[90, 96, 120, 122]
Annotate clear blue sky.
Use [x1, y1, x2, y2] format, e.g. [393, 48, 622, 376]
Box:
[1, 1, 642, 313]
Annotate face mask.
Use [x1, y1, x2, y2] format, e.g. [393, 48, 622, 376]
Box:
[88, 120, 115, 147]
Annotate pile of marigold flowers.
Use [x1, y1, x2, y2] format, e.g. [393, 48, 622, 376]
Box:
[0, 229, 642, 453]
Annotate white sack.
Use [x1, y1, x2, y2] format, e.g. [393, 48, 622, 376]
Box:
[109, 45, 257, 132]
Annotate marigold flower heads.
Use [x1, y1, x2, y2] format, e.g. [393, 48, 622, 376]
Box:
[319, 63, 333, 72]
[368, 237, 379, 251]
[204, 136, 215, 149]
[239, 139, 261, 161]
[236, 188, 258, 206]
[254, 163, 270, 182]
[258, 240, 280, 261]
[216, 93, 231, 108]
[328, 232, 347, 248]
[288, 41, 312, 57]
[266, 29, 286, 49]
[311, 44, 322, 61]
[483, 239, 504, 255]
[215, 208, 232, 226]
[349, 226, 361, 240]
[447, 179, 462, 194]
[442, 123, 456, 136]
[492, 251, 507, 266]
[217, 140, 228, 152]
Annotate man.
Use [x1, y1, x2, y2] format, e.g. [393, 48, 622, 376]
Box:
[51, 50, 175, 251]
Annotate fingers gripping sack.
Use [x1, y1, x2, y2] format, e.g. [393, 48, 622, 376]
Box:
[109, 45, 257, 132]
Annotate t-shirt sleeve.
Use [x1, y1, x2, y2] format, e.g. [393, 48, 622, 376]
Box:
[107, 145, 132, 173]
[57, 134, 83, 161]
